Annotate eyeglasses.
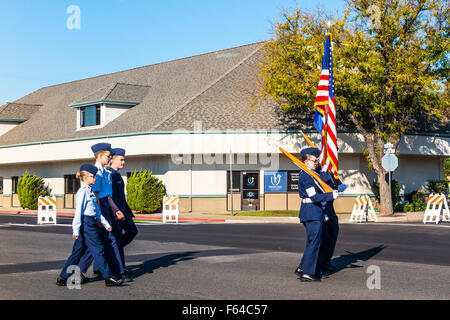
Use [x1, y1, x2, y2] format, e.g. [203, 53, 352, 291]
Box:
[102, 153, 111, 158]
[307, 159, 320, 163]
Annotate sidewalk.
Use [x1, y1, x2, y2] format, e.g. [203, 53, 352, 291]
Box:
[0, 207, 425, 224]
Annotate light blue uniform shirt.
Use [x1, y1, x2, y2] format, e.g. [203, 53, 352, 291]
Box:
[72, 182, 111, 236]
[91, 162, 113, 199]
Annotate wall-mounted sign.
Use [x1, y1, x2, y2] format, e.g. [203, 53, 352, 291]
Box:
[243, 172, 259, 190]
[243, 190, 258, 199]
[288, 171, 300, 192]
[264, 171, 287, 193]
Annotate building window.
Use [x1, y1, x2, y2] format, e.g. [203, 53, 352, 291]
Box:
[227, 171, 240, 192]
[64, 175, 80, 194]
[0, 177, 3, 194]
[80, 105, 101, 127]
[11, 176, 18, 194]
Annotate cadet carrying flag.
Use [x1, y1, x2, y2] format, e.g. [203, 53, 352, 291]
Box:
[313, 33, 339, 179]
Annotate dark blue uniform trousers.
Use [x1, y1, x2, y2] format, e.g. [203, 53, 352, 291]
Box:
[299, 220, 323, 275]
[78, 198, 124, 276]
[319, 215, 339, 271]
[120, 216, 138, 247]
[60, 215, 111, 279]
[118, 215, 138, 266]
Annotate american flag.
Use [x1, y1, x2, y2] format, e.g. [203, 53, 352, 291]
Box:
[313, 34, 339, 179]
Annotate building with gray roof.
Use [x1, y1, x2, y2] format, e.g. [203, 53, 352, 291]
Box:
[0, 42, 448, 213]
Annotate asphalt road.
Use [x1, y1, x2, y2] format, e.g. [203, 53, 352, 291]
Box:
[0, 214, 449, 301]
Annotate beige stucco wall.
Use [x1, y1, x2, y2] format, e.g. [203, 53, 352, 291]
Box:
[227, 193, 242, 211]
[264, 193, 287, 211]
[2, 195, 10, 207]
[287, 193, 301, 211]
[192, 197, 227, 213]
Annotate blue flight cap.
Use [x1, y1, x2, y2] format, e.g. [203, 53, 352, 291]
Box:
[80, 164, 98, 175]
[91, 142, 111, 153]
[111, 148, 126, 157]
[301, 147, 321, 158]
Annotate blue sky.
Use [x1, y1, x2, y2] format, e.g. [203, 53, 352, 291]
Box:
[0, 0, 346, 105]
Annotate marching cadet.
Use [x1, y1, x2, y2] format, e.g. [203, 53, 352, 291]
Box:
[77, 143, 130, 282]
[295, 148, 339, 282]
[56, 164, 123, 287]
[109, 148, 138, 275]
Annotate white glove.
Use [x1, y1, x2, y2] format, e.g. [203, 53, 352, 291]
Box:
[332, 190, 339, 199]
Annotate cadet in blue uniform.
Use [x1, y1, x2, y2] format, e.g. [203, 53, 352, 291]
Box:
[109, 148, 138, 274]
[56, 164, 123, 287]
[78, 143, 128, 280]
[295, 148, 339, 282]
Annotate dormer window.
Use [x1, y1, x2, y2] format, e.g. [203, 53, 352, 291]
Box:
[80, 105, 101, 127]
[69, 83, 151, 131]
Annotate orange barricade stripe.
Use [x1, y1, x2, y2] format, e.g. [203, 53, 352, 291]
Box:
[39, 197, 50, 206]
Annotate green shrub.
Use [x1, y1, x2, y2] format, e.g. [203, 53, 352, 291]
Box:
[126, 170, 165, 213]
[17, 172, 48, 210]
[403, 201, 427, 212]
[403, 203, 413, 212]
[426, 180, 448, 194]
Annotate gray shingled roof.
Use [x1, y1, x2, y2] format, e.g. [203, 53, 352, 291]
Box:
[0, 42, 267, 146]
[71, 82, 151, 105]
[0, 103, 42, 121]
[154, 48, 337, 132]
[0, 42, 447, 147]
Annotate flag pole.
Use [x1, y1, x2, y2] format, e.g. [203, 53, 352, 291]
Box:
[325, 21, 342, 185]
[321, 22, 331, 168]
[300, 130, 317, 148]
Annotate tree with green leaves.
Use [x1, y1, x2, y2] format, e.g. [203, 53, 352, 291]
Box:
[17, 172, 48, 210]
[126, 170, 165, 213]
[259, 0, 449, 215]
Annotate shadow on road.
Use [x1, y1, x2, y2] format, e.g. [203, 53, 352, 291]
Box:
[329, 245, 387, 275]
[126, 248, 256, 280]
[128, 251, 199, 279]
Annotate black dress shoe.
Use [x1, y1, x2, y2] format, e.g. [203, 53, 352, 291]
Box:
[294, 268, 303, 277]
[56, 276, 67, 286]
[300, 273, 321, 282]
[105, 276, 123, 287]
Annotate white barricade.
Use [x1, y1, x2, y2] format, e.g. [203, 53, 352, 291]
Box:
[349, 195, 378, 223]
[162, 196, 179, 223]
[37, 196, 57, 225]
[423, 193, 450, 224]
